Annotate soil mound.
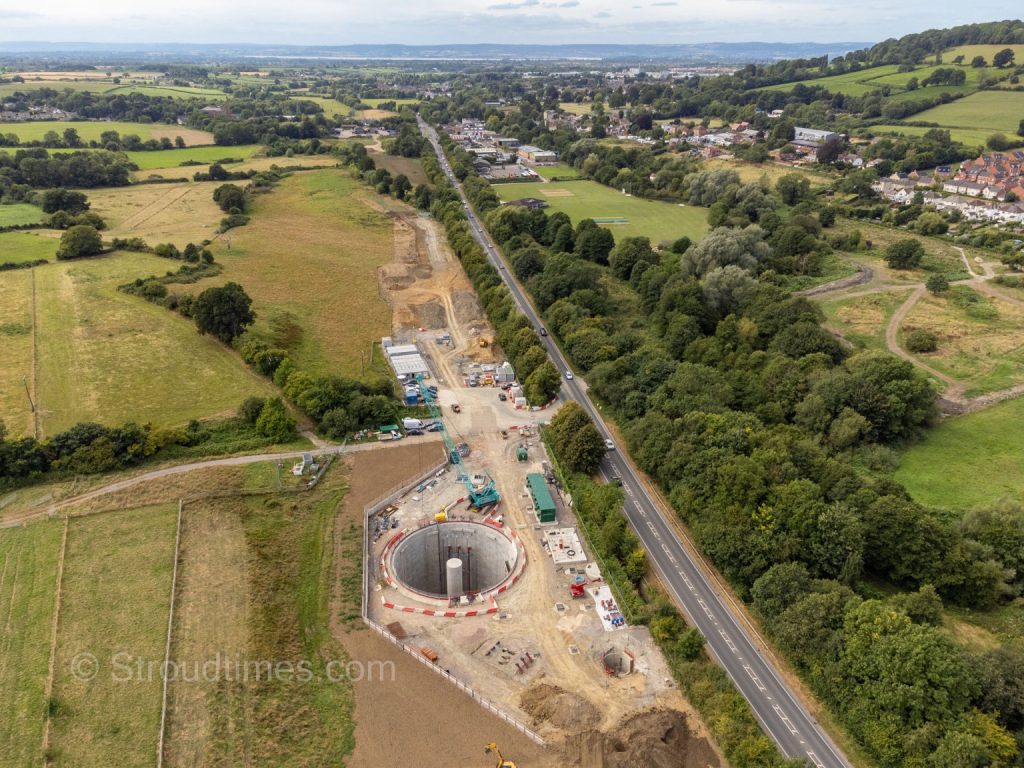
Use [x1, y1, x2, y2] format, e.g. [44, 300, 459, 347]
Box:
[560, 708, 720, 768]
[519, 683, 601, 730]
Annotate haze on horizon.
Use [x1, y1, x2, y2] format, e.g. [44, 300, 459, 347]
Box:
[0, 0, 1016, 47]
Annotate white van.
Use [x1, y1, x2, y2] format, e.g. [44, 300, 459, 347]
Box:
[402, 417, 424, 430]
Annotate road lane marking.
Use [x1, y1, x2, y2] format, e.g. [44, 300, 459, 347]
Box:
[743, 663, 767, 690]
[772, 704, 799, 735]
[697, 599, 714, 620]
[806, 752, 825, 768]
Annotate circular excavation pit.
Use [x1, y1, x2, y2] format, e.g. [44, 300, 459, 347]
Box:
[388, 521, 522, 602]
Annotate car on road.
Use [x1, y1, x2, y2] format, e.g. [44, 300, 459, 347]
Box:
[538, 327, 547, 336]
[605, 438, 615, 450]
[564, 370, 573, 380]
[498, 392, 507, 401]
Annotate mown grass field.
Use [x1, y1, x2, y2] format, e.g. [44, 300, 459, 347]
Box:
[26, 251, 276, 436]
[532, 163, 582, 180]
[123, 143, 260, 171]
[0, 266, 36, 435]
[367, 148, 429, 185]
[86, 180, 226, 244]
[187, 170, 394, 378]
[896, 395, 1024, 509]
[165, 481, 355, 766]
[869, 124, 997, 148]
[0, 120, 214, 146]
[0, 80, 225, 99]
[761, 65, 902, 96]
[360, 97, 418, 108]
[937, 44, 1024, 65]
[0, 203, 44, 227]
[0, 229, 60, 263]
[910, 91, 1024, 136]
[902, 286, 1024, 397]
[293, 95, 353, 118]
[497, 179, 708, 245]
[49, 504, 178, 768]
[559, 101, 602, 115]
[0, 520, 64, 767]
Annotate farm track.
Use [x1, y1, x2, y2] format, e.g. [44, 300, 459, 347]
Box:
[30, 267, 39, 439]
[0, 436, 442, 530]
[796, 263, 873, 297]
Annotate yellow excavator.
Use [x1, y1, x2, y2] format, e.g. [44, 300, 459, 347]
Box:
[484, 743, 517, 768]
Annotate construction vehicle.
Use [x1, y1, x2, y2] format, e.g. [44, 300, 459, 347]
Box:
[435, 511, 448, 523]
[451, 403, 461, 413]
[484, 743, 517, 768]
[478, 337, 489, 348]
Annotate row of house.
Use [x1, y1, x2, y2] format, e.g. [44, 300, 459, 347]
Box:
[874, 177, 1024, 224]
[950, 151, 1024, 202]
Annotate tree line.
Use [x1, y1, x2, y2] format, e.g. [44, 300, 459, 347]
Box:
[449, 133, 1024, 766]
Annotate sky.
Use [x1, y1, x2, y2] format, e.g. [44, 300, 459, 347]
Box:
[0, 0, 1015, 46]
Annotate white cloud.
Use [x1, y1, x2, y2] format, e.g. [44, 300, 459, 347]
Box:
[0, 0, 1014, 44]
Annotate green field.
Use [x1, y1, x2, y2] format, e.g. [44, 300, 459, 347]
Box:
[869, 124, 997, 148]
[0, 81, 224, 100]
[0, 120, 214, 146]
[49, 504, 178, 768]
[761, 65, 902, 96]
[559, 101, 603, 115]
[8, 251, 277, 436]
[124, 143, 261, 171]
[0, 230, 59, 263]
[188, 170, 395, 378]
[0, 520, 64, 766]
[295, 95, 353, 118]
[0, 203, 44, 227]
[896, 395, 1024, 509]
[910, 91, 1024, 136]
[532, 163, 582, 180]
[760, 60, 1011, 100]
[937, 44, 1024, 66]
[497, 179, 708, 244]
[360, 97, 418, 108]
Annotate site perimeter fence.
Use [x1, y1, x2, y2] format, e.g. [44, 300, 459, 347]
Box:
[359, 451, 546, 748]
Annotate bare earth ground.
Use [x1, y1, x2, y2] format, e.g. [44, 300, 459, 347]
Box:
[332, 443, 555, 768]
[336, 213, 724, 768]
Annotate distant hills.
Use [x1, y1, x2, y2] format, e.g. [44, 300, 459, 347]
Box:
[0, 41, 871, 64]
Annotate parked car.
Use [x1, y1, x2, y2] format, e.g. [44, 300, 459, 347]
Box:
[407, 428, 424, 436]
[498, 392, 507, 401]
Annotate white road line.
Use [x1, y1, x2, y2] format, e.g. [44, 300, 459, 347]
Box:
[772, 704, 799, 735]
[807, 752, 826, 768]
[697, 599, 714, 620]
[743, 663, 767, 690]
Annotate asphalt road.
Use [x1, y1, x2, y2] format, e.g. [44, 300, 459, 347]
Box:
[419, 117, 851, 768]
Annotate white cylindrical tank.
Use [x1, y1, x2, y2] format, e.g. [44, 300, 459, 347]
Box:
[446, 557, 463, 598]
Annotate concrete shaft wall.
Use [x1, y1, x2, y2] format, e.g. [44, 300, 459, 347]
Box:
[391, 522, 518, 598]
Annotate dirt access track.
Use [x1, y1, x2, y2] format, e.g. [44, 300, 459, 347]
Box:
[335, 444, 723, 768]
[343, 203, 725, 767]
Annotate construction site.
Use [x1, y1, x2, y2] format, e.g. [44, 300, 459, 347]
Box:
[358, 208, 724, 767]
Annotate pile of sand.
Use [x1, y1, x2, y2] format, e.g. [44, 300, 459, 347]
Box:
[519, 683, 601, 730]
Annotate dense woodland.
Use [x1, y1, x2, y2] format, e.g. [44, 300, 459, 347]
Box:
[424, 117, 1024, 765]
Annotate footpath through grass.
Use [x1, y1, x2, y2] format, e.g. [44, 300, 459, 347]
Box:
[896, 396, 1024, 510]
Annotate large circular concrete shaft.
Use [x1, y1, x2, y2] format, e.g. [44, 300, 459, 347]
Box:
[391, 521, 519, 598]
